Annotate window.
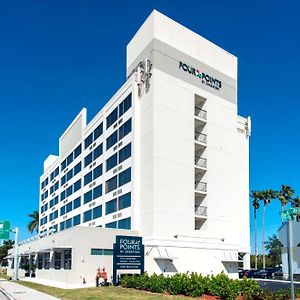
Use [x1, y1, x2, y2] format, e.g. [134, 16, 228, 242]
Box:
[63, 250, 72, 269]
[93, 164, 102, 179]
[37, 254, 43, 269]
[66, 185, 73, 197]
[60, 221, 65, 231]
[66, 202, 72, 213]
[61, 160, 67, 171]
[106, 131, 118, 150]
[118, 192, 131, 210]
[73, 197, 81, 209]
[65, 218, 72, 229]
[105, 175, 117, 193]
[74, 144, 82, 159]
[67, 169, 73, 181]
[91, 249, 113, 256]
[44, 253, 50, 269]
[60, 205, 66, 216]
[41, 177, 49, 189]
[93, 184, 102, 199]
[84, 190, 93, 204]
[50, 167, 59, 181]
[84, 133, 93, 149]
[119, 143, 131, 163]
[106, 107, 118, 129]
[61, 175, 66, 186]
[74, 162, 81, 175]
[61, 190, 66, 201]
[93, 205, 102, 219]
[106, 198, 117, 215]
[84, 171, 93, 186]
[119, 94, 132, 117]
[84, 152, 93, 167]
[118, 118, 132, 140]
[67, 153, 73, 166]
[106, 221, 117, 228]
[106, 153, 117, 171]
[118, 167, 131, 187]
[84, 209, 92, 222]
[93, 144, 103, 159]
[118, 217, 131, 230]
[54, 252, 61, 269]
[73, 179, 81, 192]
[73, 214, 80, 226]
[94, 123, 103, 140]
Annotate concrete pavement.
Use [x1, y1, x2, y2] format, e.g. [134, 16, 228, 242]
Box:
[0, 279, 59, 300]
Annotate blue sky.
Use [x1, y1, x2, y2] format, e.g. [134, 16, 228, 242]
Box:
[0, 0, 299, 249]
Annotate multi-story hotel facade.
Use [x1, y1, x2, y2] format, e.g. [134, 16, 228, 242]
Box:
[8, 10, 251, 286]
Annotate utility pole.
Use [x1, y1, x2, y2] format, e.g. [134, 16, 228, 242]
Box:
[262, 204, 266, 269]
[254, 207, 258, 269]
[11, 227, 19, 281]
[287, 219, 295, 300]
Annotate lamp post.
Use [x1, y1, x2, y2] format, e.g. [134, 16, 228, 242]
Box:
[11, 227, 19, 281]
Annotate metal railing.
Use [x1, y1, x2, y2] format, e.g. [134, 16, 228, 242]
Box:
[195, 106, 207, 120]
[195, 205, 207, 216]
[195, 131, 207, 144]
[195, 156, 207, 168]
[195, 181, 207, 192]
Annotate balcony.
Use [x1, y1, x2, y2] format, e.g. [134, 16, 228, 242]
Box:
[195, 106, 207, 120]
[195, 205, 207, 217]
[195, 156, 207, 169]
[195, 181, 207, 193]
[195, 131, 207, 144]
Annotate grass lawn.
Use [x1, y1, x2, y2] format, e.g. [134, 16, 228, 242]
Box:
[16, 281, 191, 300]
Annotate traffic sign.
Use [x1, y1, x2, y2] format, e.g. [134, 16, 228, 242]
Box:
[0, 221, 10, 240]
[281, 208, 300, 221]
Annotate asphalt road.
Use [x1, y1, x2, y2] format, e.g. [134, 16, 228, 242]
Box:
[257, 279, 300, 292]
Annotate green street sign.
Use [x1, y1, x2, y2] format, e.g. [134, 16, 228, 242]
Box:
[281, 207, 300, 221]
[0, 221, 10, 240]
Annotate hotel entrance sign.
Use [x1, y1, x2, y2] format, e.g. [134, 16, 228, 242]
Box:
[113, 235, 144, 285]
[0, 221, 10, 240]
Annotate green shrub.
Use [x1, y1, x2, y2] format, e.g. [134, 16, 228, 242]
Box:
[238, 278, 262, 299]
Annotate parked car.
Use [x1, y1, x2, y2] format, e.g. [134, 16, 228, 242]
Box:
[239, 269, 258, 278]
[254, 267, 282, 279]
[273, 268, 283, 279]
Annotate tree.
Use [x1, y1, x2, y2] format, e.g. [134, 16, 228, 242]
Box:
[278, 185, 294, 211]
[265, 234, 283, 267]
[27, 210, 39, 234]
[250, 191, 262, 269]
[0, 240, 14, 266]
[261, 189, 277, 269]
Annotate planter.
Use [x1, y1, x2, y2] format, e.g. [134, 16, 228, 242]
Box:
[25, 272, 30, 277]
[30, 273, 36, 278]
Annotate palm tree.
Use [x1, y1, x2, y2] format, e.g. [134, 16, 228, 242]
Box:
[278, 185, 294, 210]
[261, 189, 277, 269]
[250, 191, 261, 270]
[27, 211, 39, 234]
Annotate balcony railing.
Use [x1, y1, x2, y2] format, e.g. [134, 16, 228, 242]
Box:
[195, 131, 207, 144]
[195, 156, 207, 168]
[195, 205, 207, 216]
[195, 106, 207, 120]
[195, 181, 207, 192]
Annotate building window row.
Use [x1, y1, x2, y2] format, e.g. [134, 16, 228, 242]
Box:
[50, 181, 59, 194]
[106, 143, 131, 171]
[50, 167, 59, 181]
[49, 210, 58, 221]
[60, 179, 81, 201]
[106, 118, 132, 151]
[91, 248, 113, 256]
[106, 217, 131, 230]
[60, 197, 81, 216]
[40, 216, 47, 226]
[37, 250, 72, 270]
[83, 184, 102, 204]
[105, 167, 131, 193]
[84, 123, 103, 149]
[49, 196, 59, 208]
[84, 164, 103, 186]
[41, 190, 48, 201]
[61, 162, 81, 186]
[106, 192, 131, 215]
[60, 215, 80, 232]
[41, 178, 49, 190]
[106, 94, 132, 129]
[61, 144, 82, 171]
[84, 144, 103, 168]
[41, 203, 48, 214]
[83, 205, 102, 222]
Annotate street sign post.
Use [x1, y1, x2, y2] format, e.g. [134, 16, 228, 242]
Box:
[280, 208, 299, 300]
[113, 235, 144, 285]
[0, 221, 10, 240]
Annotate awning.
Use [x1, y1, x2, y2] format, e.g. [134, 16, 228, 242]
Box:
[153, 247, 177, 262]
[221, 251, 239, 262]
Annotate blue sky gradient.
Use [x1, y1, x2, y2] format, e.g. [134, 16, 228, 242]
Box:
[0, 0, 299, 249]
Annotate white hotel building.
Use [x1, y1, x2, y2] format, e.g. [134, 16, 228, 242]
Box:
[9, 10, 251, 286]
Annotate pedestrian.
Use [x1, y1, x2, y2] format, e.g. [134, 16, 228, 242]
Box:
[95, 267, 101, 287]
[101, 267, 108, 286]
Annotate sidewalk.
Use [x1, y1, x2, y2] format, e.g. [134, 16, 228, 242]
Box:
[0, 279, 59, 300]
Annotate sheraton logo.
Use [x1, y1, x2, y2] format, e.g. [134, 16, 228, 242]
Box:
[179, 61, 222, 90]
